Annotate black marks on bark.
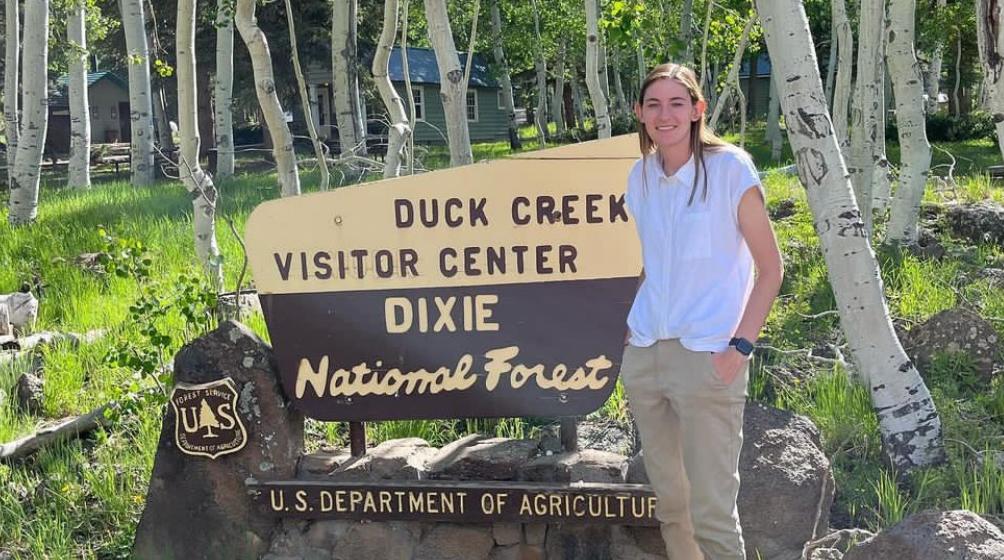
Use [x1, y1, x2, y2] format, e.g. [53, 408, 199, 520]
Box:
[793, 107, 829, 139]
[794, 147, 828, 187]
[994, 113, 1004, 123]
[447, 69, 463, 85]
[898, 361, 913, 372]
[785, 75, 801, 83]
[834, 209, 867, 238]
[872, 384, 886, 392]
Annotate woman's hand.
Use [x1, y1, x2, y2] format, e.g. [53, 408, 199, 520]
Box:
[710, 347, 748, 385]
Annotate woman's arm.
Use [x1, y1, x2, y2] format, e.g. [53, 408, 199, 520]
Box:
[711, 186, 784, 383]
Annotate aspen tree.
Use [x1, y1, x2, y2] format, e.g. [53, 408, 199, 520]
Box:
[68, 0, 91, 188]
[214, 0, 235, 179]
[424, 0, 473, 165]
[8, 0, 46, 226]
[755, 0, 945, 471]
[121, 0, 156, 186]
[584, 0, 610, 138]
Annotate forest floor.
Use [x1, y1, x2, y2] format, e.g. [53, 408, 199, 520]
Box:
[0, 126, 1002, 558]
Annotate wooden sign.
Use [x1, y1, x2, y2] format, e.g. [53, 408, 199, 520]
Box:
[248, 479, 658, 526]
[246, 135, 642, 421]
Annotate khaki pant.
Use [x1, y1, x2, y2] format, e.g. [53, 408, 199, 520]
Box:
[621, 339, 747, 560]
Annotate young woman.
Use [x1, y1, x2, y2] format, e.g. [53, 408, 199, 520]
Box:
[621, 63, 783, 560]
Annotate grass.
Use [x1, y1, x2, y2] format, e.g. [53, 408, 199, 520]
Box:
[1, 128, 1003, 556]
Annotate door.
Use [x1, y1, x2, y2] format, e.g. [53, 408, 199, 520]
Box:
[118, 101, 132, 143]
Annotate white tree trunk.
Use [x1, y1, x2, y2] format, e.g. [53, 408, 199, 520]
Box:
[121, 0, 155, 186]
[214, 0, 235, 179]
[831, 0, 853, 146]
[681, 0, 694, 64]
[8, 0, 46, 226]
[67, 1, 90, 188]
[401, 0, 417, 173]
[235, 0, 300, 197]
[551, 40, 567, 137]
[177, 0, 224, 287]
[885, 0, 932, 246]
[708, 15, 755, 131]
[373, 0, 411, 178]
[285, 0, 329, 190]
[756, 0, 944, 471]
[585, 0, 611, 139]
[923, 0, 947, 114]
[424, 0, 473, 166]
[332, 0, 365, 155]
[4, 0, 19, 187]
[612, 48, 628, 117]
[766, 72, 783, 161]
[490, 0, 521, 149]
[824, 35, 838, 107]
[849, 0, 885, 232]
[571, 71, 586, 129]
[531, 0, 548, 147]
[145, 0, 174, 152]
[977, 0, 1004, 162]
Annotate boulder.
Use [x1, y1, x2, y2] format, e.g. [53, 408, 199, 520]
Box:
[629, 402, 834, 560]
[943, 202, 1004, 246]
[769, 198, 797, 220]
[610, 525, 667, 560]
[518, 449, 626, 484]
[842, 510, 1004, 560]
[428, 437, 539, 481]
[802, 528, 875, 559]
[332, 437, 437, 481]
[544, 524, 612, 560]
[739, 402, 834, 560]
[132, 321, 304, 560]
[0, 291, 38, 332]
[14, 372, 43, 415]
[414, 524, 495, 560]
[297, 447, 352, 480]
[904, 307, 1001, 380]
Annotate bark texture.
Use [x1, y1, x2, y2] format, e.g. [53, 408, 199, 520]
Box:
[4, 0, 19, 187]
[885, 0, 932, 245]
[531, 0, 548, 146]
[373, 0, 411, 178]
[8, 0, 47, 226]
[285, 0, 328, 190]
[68, 1, 91, 188]
[121, 0, 156, 186]
[235, 0, 300, 197]
[923, 0, 947, 114]
[424, 0, 473, 165]
[708, 15, 755, 131]
[831, 0, 853, 146]
[490, 1, 521, 149]
[585, 0, 611, 139]
[977, 0, 1004, 162]
[332, 0, 365, 155]
[177, 0, 224, 286]
[849, 0, 887, 230]
[756, 0, 945, 470]
[214, 0, 235, 179]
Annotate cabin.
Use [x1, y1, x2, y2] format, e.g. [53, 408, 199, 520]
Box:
[304, 47, 510, 146]
[47, 71, 132, 155]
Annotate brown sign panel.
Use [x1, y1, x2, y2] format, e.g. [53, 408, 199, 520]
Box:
[248, 480, 658, 526]
[246, 135, 642, 421]
[170, 378, 248, 459]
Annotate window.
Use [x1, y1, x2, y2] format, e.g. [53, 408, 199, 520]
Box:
[110, 106, 118, 119]
[497, 89, 506, 110]
[466, 90, 479, 122]
[90, 106, 99, 119]
[413, 87, 425, 121]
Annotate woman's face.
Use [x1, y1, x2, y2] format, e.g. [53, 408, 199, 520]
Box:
[635, 77, 705, 153]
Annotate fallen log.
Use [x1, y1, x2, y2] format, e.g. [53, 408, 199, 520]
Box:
[0, 404, 112, 461]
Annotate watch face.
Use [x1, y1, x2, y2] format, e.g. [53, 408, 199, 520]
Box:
[732, 337, 753, 355]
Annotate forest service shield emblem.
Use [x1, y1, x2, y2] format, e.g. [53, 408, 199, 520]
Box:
[170, 378, 248, 459]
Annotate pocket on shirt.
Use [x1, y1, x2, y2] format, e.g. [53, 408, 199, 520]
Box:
[678, 211, 711, 260]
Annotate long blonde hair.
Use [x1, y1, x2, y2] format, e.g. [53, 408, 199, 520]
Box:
[637, 63, 727, 205]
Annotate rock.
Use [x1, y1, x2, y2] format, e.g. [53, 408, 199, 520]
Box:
[493, 523, 523, 546]
[524, 524, 548, 546]
[428, 437, 538, 481]
[132, 321, 304, 560]
[610, 525, 667, 560]
[0, 291, 38, 333]
[414, 524, 495, 560]
[624, 402, 833, 560]
[488, 544, 545, 560]
[842, 510, 1004, 560]
[739, 402, 834, 560]
[218, 290, 263, 318]
[544, 524, 612, 560]
[14, 372, 43, 415]
[330, 521, 422, 560]
[332, 438, 437, 481]
[74, 252, 104, 274]
[624, 451, 647, 484]
[769, 198, 797, 220]
[904, 307, 1001, 380]
[906, 228, 946, 260]
[943, 202, 1004, 246]
[518, 450, 626, 484]
[297, 447, 352, 479]
[808, 548, 843, 560]
[576, 419, 637, 456]
[976, 267, 1004, 288]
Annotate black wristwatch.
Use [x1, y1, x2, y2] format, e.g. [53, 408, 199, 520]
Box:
[729, 337, 754, 357]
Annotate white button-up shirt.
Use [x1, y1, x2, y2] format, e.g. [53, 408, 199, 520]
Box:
[624, 145, 763, 352]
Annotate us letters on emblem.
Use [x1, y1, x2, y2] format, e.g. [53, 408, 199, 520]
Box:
[170, 378, 248, 459]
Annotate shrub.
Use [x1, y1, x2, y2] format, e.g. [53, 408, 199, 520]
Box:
[886, 112, 996, 143]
